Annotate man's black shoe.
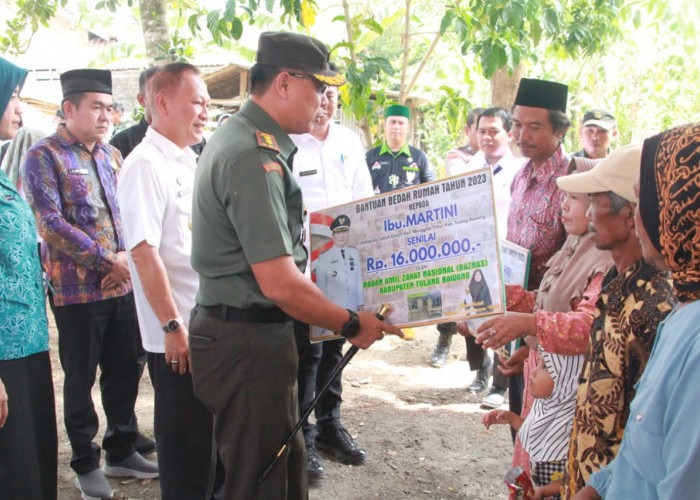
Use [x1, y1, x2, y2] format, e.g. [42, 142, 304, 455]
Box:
[467, 356, 492, 394]
[135, 432, 156, 455]
[316, 427, 367, 465]
[430, 332, 453, 368]
[306, 443, 324, 485]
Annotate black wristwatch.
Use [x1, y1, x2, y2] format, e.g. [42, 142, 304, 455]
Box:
[340, 309, 361, 339]
[162, 317, 183, 334]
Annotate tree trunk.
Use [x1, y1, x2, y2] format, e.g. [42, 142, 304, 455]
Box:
[139, 0, 172, 65]
[489, 63, 524, 108]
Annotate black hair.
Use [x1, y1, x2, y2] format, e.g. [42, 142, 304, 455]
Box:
[250, 63, 282, 95]
[138, 66, 161, 94]
[466, 107, 485, 127]
[548, 109, 572, 135]
[476, 107, 513, 132]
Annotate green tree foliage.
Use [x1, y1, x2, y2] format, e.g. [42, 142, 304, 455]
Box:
[1, 0, 68, 54]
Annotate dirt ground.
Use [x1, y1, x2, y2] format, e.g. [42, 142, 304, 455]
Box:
[51, 317, 513, 500]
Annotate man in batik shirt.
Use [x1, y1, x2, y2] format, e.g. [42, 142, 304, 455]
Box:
[556, 144, 677, 499]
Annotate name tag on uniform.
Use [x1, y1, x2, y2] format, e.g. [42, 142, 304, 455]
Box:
[299, 169, 318, 177]
[176, 186, 192, 198]
[70, 168, 89, 175]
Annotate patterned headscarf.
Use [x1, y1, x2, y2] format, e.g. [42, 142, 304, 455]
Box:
[639, 122, 700, 302]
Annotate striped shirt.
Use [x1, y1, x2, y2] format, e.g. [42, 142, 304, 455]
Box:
[22, 127, 131, 306]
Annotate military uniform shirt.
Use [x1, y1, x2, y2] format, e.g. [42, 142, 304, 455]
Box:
[191, 100, 307, 308]
[365, 142, 435, 194]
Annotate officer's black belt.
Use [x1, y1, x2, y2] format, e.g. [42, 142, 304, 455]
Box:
[197, 304, 291, 323]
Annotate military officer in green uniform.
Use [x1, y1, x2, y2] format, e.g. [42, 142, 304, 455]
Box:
[365, 104, 436, 194]
[190, 31, 403, 499]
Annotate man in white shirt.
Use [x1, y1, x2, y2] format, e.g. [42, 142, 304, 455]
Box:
[117, 63, 220, 499]
[433, 107, 523, 407]
[290, 81, 373, 483]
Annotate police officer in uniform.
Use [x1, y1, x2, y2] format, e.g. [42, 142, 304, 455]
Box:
[189, 32, 403, 499]
[365, 104, 435, 194]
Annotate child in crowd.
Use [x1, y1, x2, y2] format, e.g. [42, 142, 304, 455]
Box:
[482, 348, 582, 499]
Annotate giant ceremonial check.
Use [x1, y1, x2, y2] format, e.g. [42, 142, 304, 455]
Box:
[309, 168, 504, 341]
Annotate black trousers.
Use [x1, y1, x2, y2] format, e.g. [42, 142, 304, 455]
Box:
[147, 352, 224, 499]
[50, 293, 140, 474]
[438, 322, 508, 390]
[0, 351, 57, 499]
[294, 321, 344, 438]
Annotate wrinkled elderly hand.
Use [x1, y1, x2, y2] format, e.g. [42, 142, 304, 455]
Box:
[475, 312, 536, 349]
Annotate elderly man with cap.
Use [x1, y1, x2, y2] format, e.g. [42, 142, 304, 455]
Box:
[22, 68, 158, 500]
[0, 56, 58, 500]
[289, 78, 373, 482]
[555, 144, 676, 498]
[190, 31, 403, 499]
[572, 109, 617, 160]
[574, 122, 700, 500]
[365, 104, 436, 194]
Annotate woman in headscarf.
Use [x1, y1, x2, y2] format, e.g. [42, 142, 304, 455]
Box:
[461, 156, 614, 476]
[0, 56, 57, 499]
[467, 268, 492, 313]
[577, 122, 700, 500]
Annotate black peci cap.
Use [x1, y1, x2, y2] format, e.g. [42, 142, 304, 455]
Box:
[514, 78, 568, 113]
[60, 69, 112, 97]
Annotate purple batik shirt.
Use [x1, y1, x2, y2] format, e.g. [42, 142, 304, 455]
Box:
[22, 127, 132, 306]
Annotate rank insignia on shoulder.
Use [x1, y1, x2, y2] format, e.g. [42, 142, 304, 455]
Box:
[256, 131, 280, 152]
[262, 161, 284, 177]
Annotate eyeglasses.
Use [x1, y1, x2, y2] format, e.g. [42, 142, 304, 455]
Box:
[288, 72, 328, 94]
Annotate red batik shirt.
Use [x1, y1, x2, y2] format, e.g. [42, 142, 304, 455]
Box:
[507, 145, 569, 290]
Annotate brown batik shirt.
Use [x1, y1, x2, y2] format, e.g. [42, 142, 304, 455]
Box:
[563, 258, 676, 498]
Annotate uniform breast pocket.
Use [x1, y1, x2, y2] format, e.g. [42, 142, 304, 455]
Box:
[623, 399, 666, 487]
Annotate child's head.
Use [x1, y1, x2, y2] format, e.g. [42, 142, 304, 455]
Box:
[529, 357, 554, 399]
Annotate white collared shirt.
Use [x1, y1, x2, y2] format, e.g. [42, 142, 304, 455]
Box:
[117, 127, 198, 353]
[464, 148, 524, 239]
[290, 122, 373, 212]
[290, 123, 374, 276]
